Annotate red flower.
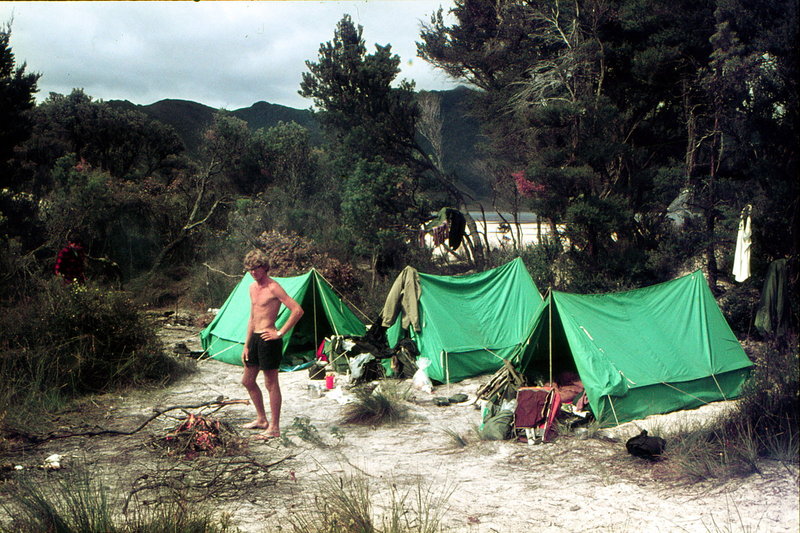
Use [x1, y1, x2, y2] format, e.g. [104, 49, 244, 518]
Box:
[513, 171, 546, 197]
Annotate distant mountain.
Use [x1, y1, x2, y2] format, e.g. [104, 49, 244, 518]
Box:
[108, 98, 320, 154]
[108, 99, 217, 154]
[230, 101, 322, 145]
[110, 88, 489, 202]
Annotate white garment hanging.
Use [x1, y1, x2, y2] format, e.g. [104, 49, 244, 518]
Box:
[732, 207, 752, 282]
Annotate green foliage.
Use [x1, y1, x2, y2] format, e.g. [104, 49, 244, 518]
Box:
[291, 415, 327, 447]
[341, 158, 429, 269]
[726, 339, 799, 461]
[300, 15, 418, 166]
[418, 0, 798, 287]
[27, 89, 184, 185]
[0, 279, 192, 429]
[0, 23, 40, 189]
[718, 283, 761, 338]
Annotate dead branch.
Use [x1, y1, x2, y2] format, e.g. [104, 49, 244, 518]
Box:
[122, 453, 297, 514]
[34, 398, 250, 443]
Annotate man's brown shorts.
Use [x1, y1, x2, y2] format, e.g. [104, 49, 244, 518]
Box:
[245, 333, 282, 370]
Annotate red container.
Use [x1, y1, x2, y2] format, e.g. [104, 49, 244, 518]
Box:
[325, 373, 335, 390]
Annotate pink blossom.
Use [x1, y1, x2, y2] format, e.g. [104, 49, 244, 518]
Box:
[513, 171, 545, 197]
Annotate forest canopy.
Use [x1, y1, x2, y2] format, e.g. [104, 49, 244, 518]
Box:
[0, 1, 797, 317]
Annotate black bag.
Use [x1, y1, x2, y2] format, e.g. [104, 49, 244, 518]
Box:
[626, 429, 666, 460]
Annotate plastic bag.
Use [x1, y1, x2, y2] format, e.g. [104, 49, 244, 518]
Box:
[412, 358, 433, 394]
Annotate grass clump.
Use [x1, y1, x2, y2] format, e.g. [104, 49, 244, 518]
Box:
[661, 338, 798, 480]
[288, 468, 452, 533]
[340, 383, 409, 426]
[0, 465, 236, 533]
[441, 427, 469, 448]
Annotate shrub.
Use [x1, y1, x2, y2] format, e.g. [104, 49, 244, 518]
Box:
[663, 338, 799, 480]
[0, 279, 192, 434]
[722, 338, 799, 463]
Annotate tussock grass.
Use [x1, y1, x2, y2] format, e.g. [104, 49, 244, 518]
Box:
[654, 338, 798, 480]
[288, 467, 453, 533]
[441, 427, 469, 447]
[0, 464, 238, 533]
[340, 383, 409, 426]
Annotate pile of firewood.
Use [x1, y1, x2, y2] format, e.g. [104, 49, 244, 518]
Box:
[156, 413, 245, 459]
[475, 360, 525, 402]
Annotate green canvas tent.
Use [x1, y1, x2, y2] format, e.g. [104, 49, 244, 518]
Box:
[385, 258, 544, 383]
[523, 271, 753, 426]
[200, 269, 366, 368]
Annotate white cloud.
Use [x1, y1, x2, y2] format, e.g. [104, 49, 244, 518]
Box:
[1, 0, 460, 110]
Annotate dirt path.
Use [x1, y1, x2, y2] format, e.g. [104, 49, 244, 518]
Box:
[6, 325, 798, 532]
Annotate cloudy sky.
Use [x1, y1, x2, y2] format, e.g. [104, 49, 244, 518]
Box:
[1, 0, 461, 110]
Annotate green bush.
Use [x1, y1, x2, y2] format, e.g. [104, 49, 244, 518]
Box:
[723, 338, 799, 463]
[718, 283, 761, 338]
[0, 279, 192, 432]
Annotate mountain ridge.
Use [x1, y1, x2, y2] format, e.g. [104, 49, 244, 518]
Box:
[110, 87, 490, 201]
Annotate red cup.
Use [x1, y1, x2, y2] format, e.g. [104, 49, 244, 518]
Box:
[325, 374, 335, 390]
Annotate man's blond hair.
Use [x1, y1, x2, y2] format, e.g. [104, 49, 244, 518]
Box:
[243, 249, 270, 272]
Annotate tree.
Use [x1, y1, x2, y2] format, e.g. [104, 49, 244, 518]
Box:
[145, 113, 248, 276]
[418, 0, 756, 289]
[26, 90, 184, 185]
[300, 15, 418, 167]
[302, 15, 489, 265]
[0, 23, 40, 189]
[341, 157, 429, 275]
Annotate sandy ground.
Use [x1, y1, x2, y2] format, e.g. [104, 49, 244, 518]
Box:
[3, 324, 798, 533]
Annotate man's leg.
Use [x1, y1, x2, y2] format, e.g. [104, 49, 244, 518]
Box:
[241, 364, 268, 429]
[258, 369, 281, 437]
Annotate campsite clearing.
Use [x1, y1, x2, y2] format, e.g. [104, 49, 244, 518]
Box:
[3, 323, 796, 533]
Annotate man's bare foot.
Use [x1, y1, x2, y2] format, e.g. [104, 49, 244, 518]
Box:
[254, 430, 280, 440]
[243, 420, 269, 430]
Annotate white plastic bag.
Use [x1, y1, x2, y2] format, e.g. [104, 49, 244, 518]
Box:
[412, 358, 433, 394]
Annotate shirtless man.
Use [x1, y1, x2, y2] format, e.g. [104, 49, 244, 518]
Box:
[241, 250, 304, 439]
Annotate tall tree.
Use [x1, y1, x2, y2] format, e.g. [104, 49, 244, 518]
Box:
[302, 15, 489, 264]
[300, 15, 418, 166]
[418, 0, 752, 289]
[0, 23, 40, 189]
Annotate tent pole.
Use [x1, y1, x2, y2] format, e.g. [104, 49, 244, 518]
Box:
[444, 351, 450, 395]
[710, 373, 728, 401]
[607, 395, 621, 427]
[548, 289, 553, 386]
[312, 276, 318, 353]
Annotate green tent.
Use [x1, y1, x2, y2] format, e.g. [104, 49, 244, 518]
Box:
[523, 271, 753, 426]
[200, 269, 366, 368]
[385, 258, 544, 383]
[386, 258, 751, 426]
